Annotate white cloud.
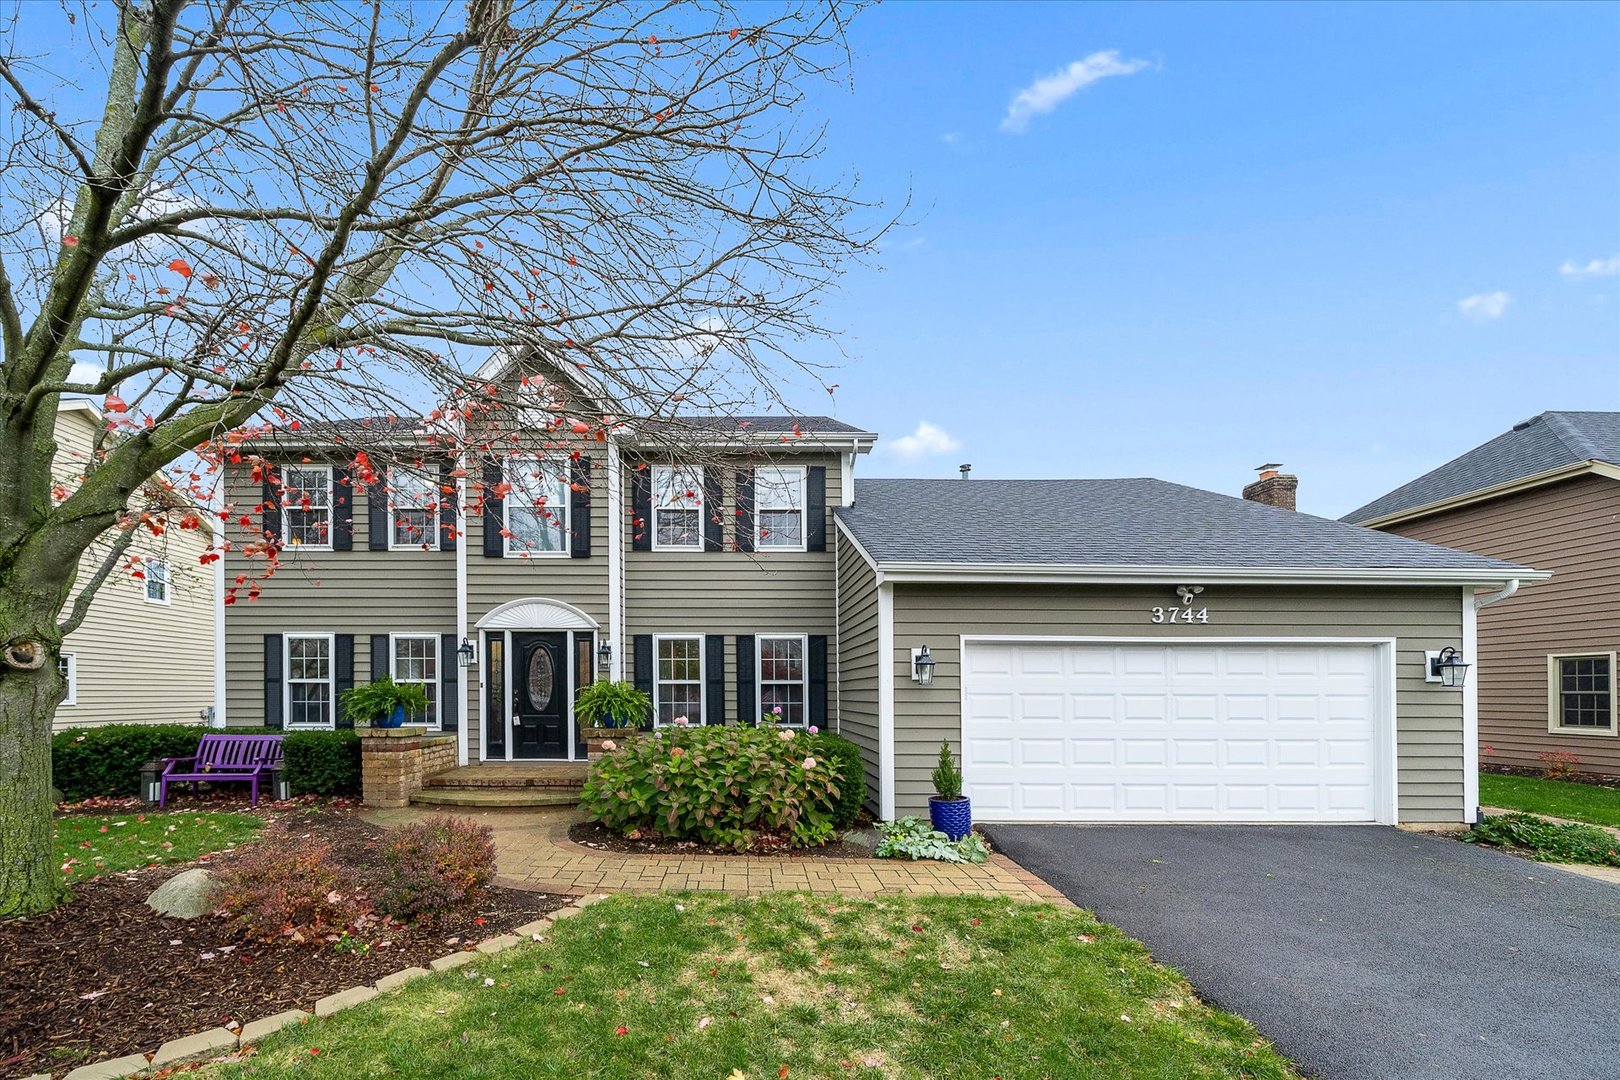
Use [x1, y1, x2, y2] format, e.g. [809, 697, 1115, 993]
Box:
[1000, 50, 1149, 134]
[940, 132, 962, 145]
[1457, 291, 1510, 321]
[888, 421, 960, 460]
[1559, 255, 1620, 279]
[67, 361, 106, 386]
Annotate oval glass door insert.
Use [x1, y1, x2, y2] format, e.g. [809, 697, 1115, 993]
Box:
[527, 646, 555, 711]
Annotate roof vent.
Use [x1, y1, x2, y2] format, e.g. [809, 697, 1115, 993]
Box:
[1511, 415, 1541, 431]
[959, 464, 971, 480]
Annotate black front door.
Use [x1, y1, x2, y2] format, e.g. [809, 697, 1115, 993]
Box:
[512, 632, 569, 759]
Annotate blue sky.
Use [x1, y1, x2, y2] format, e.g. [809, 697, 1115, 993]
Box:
[798, 1, 1620, 518]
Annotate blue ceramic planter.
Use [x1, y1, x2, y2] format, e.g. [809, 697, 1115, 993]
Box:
[929, 796, 972, 841]
[376, 703, 406, 729]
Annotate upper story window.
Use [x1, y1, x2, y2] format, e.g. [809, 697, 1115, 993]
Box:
[390, 469, 440, 550]
[143, 558, 170, 604]
[758, 634, 807, 726]
[282, 465, 333, 549]
[285, 634, 334, 729]
[653, 466, 703, 551]
[756, 466, 805, 550]
[1549, 653, 1616, 735]
[506, 457, 569, 556]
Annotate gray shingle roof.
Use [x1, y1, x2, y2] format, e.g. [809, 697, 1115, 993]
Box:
[1342, 411, 1620, 524]
[637, 415, 872, 436]
[837, 477, 1524, 572]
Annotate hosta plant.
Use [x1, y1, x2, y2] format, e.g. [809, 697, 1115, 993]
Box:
[580, 725, 843, 849]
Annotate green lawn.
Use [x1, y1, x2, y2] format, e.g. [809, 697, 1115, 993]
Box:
[55, 811, 263, 882]
[1479, 772, 1620, 828]
[208, 892, 1297, 1080]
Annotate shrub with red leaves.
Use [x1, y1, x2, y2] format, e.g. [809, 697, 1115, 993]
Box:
[374, 815, 495, 924]
[213, 834, 361, 941]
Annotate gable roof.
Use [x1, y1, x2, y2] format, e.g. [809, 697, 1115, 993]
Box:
[244, 413, 873, 449]
[836, 477, 1531, 582]
[1342, 411, 1620, 526]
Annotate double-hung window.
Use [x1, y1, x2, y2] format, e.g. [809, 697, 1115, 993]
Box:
[390, 469, 440, 550]
[758, 634, 807, 726]
[1549, 653, 1617, 735]
[654, 636, 703, 725]
[505, 457, 569, 556]
[653, 466, 703, 550]
[755, 467, 805, 550]
[282, 466, 333, 548]
[285, 634, 335, 729]
[144, 558, 170, 604]
[391, 634, 439, 728]
[58, 653, 77, 706]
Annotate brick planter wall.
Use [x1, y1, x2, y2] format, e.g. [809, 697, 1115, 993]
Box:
[358, 727, 457, 808]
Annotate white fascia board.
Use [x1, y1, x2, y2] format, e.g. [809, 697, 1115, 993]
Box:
[872, 562, 1550, 587]
[625, 432, 878, 454]
[1355, 460, 1620, 529]
[832, 516, 883, 577]
[57, 397, 105, 422]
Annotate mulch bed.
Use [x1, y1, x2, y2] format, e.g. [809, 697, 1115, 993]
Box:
[567, 821, 876, 860]
[1, 804, 568, 1080]
[1482, 763, 1620, 789]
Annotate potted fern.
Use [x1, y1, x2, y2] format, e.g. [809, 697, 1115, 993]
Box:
[575, 679, 652, 753]
[340, 676, 429, 728]
[928, 739, 972, 841]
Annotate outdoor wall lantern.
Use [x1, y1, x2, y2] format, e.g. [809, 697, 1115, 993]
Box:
[457, 638, 477, 668]
[1428, 646, 1470, 688]
[596, 639, 613, 673]
[911, 645, 937, 687]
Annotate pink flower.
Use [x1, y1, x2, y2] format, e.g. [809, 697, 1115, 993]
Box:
[601, 739, 617, 751]
[802, 757, 817, 770]
[772, 705, 783, 715]
[673, 716, 690, 727]
[808, 725, 819, 735]
[777, 729, 794, 741]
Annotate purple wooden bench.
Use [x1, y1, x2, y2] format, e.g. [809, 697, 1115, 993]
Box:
[160, 734, 284, 808]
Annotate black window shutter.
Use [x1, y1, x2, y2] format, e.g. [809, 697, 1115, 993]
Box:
[261, 476, 281, 543]
[370, 634, 389, 685]
[570, 457, 592, 559]
[368, 465, 389, 551]
[482, 458, 504, 558]
[633, 635, 654, 724]
[808, 634, 829, 729]
[263, 634, 284, 729]
[440, 634, 459, 730]
[735, 470, 755, 553]
[704, 634, 725, 724]
[631, 466, 652, 552]
[439, 462, 457, 552]
[806, 466, 827, 552]
[735, 634, 756, 724]
[334, 634, 355, 727]
[702, 471, 724, 552]
[332, 468, 354, 551]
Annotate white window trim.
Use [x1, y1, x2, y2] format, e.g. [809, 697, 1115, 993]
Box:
[756, 632, 809, 727]
[58, 653, 77, 706]
[390, 632, 442, 730]
[284, 632, 337, 730]
[755, 465, 807, 553]
[651, 465, 705, 552]
[503, 455, 571, 559]
[143, 558, 171, 605]
[652, 633, 705, 726]
[387, 469, 442, 552]
[1547, 652, 1619, 736]
[280, 464, 335, 551]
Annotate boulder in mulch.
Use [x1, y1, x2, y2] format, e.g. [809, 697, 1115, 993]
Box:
[145, 868, 217, 919]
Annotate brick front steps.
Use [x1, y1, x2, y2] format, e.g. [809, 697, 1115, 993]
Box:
[411, 788, 581, 808]
[408, 763, 587, 809]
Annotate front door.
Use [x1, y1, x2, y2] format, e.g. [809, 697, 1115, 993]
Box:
[512, 632, 569, 759]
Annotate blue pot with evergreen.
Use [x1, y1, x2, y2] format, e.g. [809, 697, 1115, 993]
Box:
[927, 740, 972, 841]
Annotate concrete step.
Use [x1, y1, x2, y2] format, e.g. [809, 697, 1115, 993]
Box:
[410, 789, 582, 808]
[423, 777, 586, 791]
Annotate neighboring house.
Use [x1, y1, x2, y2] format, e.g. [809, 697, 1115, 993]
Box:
[220, 367, 1540, 826]
[1344, 411, 1620, 778]
[52, 400, 219, 730]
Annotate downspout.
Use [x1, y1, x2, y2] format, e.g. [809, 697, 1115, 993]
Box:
[1473, 578, 1520, 610]
[1461, 577, 1520, 824]
[455, 426, 469, 766]
[607, 437, 624, 681]
[211, 503, 226, 729]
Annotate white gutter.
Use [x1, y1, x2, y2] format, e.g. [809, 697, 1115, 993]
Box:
[872, 562, 1550, 588]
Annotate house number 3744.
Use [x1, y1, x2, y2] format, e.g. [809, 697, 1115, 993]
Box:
[1150, 607, 1209, 624]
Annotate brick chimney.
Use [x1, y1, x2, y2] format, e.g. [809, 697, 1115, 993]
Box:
[1243, 463, 1298, 511]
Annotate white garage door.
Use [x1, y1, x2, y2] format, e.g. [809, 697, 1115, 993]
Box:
[961, 641, 1388, 823]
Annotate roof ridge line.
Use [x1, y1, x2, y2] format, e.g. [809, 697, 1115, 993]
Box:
[1539, 411, 1599, 460]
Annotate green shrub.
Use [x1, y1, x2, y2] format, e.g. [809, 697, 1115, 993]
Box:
[281, 730, 361, 796]
[1462, 812, 1620, 866]
[932, 739, 963, 800]
[375, 815, 496, 923]
[874, 816, 989, 864]
[52, 724, 269, 799]
[581, 725, 844, 849]
[810, 732, 866, 828]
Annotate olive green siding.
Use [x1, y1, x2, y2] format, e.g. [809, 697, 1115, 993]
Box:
[886, 584, 1466, 823]
[833, 529, 880, 808]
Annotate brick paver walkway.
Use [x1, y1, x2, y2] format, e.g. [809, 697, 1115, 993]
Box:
[365, 806, 1065, 902]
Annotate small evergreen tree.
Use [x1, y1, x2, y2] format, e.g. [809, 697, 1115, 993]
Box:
[932, 740, 963, 800]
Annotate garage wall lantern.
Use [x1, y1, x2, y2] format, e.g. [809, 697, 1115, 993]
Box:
[911, 645, 937, 686]
[1426, 646, 1470, 688]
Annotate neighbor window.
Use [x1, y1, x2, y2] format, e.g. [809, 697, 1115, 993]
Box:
[282, 466, 333, 548]
[285, 634, 335, 729]
[144, 558, 170, 604]
[655, 636, 703, 725]
[391, 634, 439, 728]
[653, 465, 703, 550]
[755, 467, 805, 550]
[58, 653, 77, 706]
[1549, 653, 1617, 734]
[505, 457, 569, 555]
[758, 634, 807, 726]
[389, 469, 440, 550]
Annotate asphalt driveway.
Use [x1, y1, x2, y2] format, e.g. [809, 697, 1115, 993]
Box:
[983, 824, 1620, 1080]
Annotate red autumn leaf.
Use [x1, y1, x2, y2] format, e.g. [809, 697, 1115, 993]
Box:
[730, 28, 740, 39]
[63, 235, 79, 247]
[167, 258, 193, 278]
[615, 1025, 628, 1036]
[103, 394, 128, 414]
[553, 987, 566, 995]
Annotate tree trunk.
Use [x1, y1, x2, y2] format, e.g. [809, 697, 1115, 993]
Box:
[0, 656, 63, 917]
